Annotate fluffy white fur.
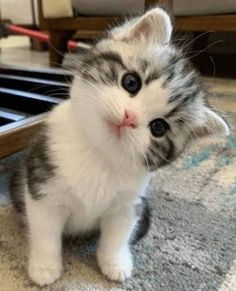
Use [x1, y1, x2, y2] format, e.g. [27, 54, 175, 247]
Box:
[27, 99, 150, 285]
[23, 8, 229, 286]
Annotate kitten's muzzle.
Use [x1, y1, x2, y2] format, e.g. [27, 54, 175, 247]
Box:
[109, 109, 138, 138]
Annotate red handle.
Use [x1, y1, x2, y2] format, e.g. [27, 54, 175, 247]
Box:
[8, 24, 78, 49]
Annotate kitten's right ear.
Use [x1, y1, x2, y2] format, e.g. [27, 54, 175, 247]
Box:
[193, 107, 230, 138]
[111, 7, 172, 44]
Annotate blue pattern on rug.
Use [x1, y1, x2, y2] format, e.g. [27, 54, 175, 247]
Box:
[182, 147, 212, 169]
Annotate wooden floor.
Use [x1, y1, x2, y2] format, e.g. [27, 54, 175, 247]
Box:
[0, 37, 49, 67]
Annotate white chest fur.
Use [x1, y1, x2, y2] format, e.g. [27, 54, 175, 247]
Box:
[42, 152, 148, 234]
[45, 101, 149, 234]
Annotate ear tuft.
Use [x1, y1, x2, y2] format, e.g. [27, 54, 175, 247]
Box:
[111, 7, 172, 44]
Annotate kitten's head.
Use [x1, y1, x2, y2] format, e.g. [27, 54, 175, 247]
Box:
[71, 8, 230, 171]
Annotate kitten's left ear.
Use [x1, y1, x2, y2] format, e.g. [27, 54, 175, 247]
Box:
[112, 7, 172, 44]
[195, 107, 230, 137]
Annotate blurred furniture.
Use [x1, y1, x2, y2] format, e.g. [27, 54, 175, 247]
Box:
[0, 0, 47, 50]
[38, 0, 236, 67]
[0, 65, 72, 158]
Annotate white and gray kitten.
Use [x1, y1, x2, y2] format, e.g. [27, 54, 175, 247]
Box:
[10, 8, 229, 286]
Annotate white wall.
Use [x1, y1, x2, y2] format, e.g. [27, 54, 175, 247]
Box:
[0, 0, 38, 25]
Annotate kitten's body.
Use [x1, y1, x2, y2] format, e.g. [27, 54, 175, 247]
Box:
[30, 100, 149, 235]
[12, 100, 150, 285]
[11, 8, 229, 286]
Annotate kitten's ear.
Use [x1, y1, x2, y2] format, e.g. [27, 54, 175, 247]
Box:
[194, 107, 230, 137]
[111, 8, 172, 44]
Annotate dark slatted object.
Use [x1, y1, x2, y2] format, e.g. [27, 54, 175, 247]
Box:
[0, 65, 73, 158]
[0, 74, 70, 95]
[0, 65, 73, 83]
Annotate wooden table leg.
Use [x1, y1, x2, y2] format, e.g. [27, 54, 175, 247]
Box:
[49, 30, 75, 67]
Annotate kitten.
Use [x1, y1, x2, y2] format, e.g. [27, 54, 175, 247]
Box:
[10, 7, 229, 286]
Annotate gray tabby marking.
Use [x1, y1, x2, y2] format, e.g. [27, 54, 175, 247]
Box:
[146, 138, 176, 171]
[10, 164, 26, 216]
[80, 51, 126, 86]
[10, 124, 56, 206]
[26, 125, 56, 200]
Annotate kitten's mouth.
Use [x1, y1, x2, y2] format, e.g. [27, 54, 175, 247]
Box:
[107, 120, 137, 138]
[108, 122, 125, 138]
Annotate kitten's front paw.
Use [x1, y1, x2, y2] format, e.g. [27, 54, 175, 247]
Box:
[97, 249, 133, 282]
[28, 259, 62, 286]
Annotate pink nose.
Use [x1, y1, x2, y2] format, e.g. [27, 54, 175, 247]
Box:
[122, 110, 137, 128]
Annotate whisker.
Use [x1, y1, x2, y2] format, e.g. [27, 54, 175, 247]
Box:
[181, 30, 215, 51]
[129, 134, 150, 172]
[185, 40, 223, 61]
[149, 143, 171, 164]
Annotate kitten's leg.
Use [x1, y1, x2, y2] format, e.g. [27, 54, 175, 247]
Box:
[26, 196, 66, 286]
[97, 205, 136, 282]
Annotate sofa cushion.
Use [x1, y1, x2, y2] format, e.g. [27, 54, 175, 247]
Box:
[42, 0, 73, 19]
[72, 0, 145, 16]
[174, 0, 236, 15]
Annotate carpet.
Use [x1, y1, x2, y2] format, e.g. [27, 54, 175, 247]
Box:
[0, 133, 236, 291]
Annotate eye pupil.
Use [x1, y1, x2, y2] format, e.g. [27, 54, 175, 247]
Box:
[150, 119, 169, 137]
[121, 72, 141, 94]
[128, 79, 136, 89]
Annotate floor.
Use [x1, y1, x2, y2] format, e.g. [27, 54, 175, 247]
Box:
[0, 36, 49, 67]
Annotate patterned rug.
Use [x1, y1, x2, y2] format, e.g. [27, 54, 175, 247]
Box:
[0, 133, 236, 291]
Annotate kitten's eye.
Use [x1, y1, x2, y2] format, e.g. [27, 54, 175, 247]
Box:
[149, 119, 170, 137]
[121, 72, 142, 94]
